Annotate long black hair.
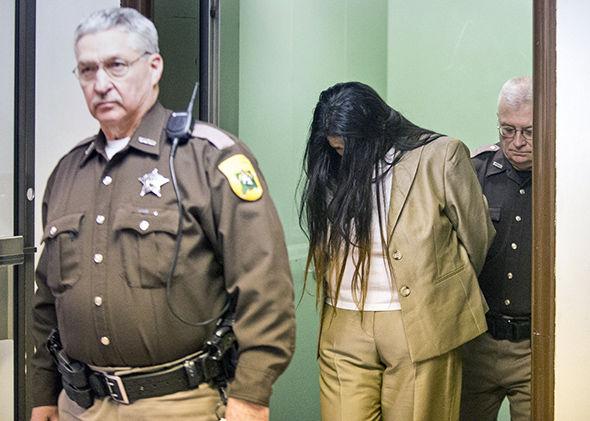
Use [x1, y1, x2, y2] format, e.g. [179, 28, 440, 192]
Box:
[299, 81, 442, 310]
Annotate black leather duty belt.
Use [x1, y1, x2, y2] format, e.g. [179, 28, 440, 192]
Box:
[82, 357, 223, 405]
[486, 313, 531, 342]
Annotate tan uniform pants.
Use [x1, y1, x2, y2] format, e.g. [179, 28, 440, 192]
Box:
[319, 304, 462, 421]
[460, 332, 531, 421]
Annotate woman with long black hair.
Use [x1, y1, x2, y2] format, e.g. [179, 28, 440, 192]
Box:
[300, 82, 494, 421]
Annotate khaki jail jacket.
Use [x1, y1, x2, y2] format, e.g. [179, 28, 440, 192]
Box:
[321, 137, 494, 362]
[385, 137, 495, 362]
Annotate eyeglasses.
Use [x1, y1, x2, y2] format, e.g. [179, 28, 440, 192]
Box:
[498, 125, 533, 141]
[73, 52, 151, 82]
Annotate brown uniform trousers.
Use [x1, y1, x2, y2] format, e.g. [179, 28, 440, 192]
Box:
[460, 333, 531, 421]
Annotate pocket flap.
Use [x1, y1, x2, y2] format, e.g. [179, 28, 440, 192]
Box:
[489, 207, 501, 222]
[42, 213, 84, 242]
[113, 207, 178, 235]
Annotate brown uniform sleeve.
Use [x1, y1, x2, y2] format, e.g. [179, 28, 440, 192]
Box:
[30, 170, 62, 407]
[205, 143, 296, 406]
[443, 140, 496, 274]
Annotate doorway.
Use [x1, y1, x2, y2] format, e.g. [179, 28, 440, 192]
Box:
[4, 1, 557, 419]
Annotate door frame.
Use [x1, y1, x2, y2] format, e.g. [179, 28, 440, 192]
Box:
[14, 0, 37, 419]
[16, 0, 557, 419]
[531, 0, 556, 419]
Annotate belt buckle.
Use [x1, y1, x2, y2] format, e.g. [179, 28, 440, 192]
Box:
[504, 317, 517, 340]
[101, 372, 130, 404]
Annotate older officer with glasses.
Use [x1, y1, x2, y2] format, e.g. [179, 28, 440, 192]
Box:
[461, 76, 533, 421]
[30, 7, 295, 421]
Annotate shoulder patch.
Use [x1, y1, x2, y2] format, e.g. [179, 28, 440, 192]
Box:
[470, 143, 500, 158]
[218, 154, 263, 201]
[192, 123, 235, 150]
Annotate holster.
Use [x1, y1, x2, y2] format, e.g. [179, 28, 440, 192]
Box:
[47, 329, 95, 409]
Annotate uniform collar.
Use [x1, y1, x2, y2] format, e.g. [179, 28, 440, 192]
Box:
[483, 147, 507, 177]
[485, 147, 531, 186]
[80, 102, 171, 167]
[508, 166, 532, 186]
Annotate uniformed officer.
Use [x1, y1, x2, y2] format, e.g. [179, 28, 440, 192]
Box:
[460, 76, 533, 421]
[30, 7, 295, 421]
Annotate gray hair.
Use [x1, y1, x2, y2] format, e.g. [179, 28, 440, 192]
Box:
[498, 76, 533, 110]
[74, 7, 159, 53]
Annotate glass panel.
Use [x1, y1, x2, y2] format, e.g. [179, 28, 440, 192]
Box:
[153, 0, 200, 119]
[0, 0, 15, 238]
[0, 1, 16, 420]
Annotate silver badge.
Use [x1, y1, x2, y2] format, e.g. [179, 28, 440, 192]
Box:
[138, 169, 170, 197]
[138, 136, 157, 146]
[492, 161, 503, 169]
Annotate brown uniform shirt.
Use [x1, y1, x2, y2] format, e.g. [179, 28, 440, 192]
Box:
[31, 103, 296, 407]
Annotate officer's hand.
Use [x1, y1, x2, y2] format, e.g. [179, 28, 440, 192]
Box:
[224, 397, 269, 421]
[31, 405, 59, 421]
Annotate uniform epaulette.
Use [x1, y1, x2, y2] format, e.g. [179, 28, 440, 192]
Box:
[69, 134, 98, 156]
[192, 122, 235, 150]
[470, 143, 500, 159]
[74, 134, 97, 149]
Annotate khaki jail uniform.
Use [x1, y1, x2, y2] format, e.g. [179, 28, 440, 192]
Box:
[31, 103, 296, 418]
[318, 138, 495, 421]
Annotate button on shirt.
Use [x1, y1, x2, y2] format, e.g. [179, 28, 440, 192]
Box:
[31, 103, 295, 407]
[472, 145, 531, 316]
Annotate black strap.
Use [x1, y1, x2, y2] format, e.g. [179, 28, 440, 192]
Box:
[486, 313, 531, 342]
[89, 355, 223, 403]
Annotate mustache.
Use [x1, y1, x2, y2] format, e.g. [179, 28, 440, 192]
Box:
[92, 99, 120, 107]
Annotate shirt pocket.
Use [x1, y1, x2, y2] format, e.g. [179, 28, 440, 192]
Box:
[42, 213, 84, 294]
[113, 207, 180, 288]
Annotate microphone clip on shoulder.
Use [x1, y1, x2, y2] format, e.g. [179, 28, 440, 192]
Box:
[166, 81, 199, 148]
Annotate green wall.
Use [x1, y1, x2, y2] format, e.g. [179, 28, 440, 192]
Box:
[225, 1, 532, 420]
[219, 0, 240, 134]
[238, 0, 388, 249]
[237, 1, 388, 419]
[387, 0, 533, 150]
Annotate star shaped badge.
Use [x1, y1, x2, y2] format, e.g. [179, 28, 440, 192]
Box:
[138, 168, 169, 198]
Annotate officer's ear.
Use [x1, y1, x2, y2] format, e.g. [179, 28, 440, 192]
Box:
[148, 53, 164, 87]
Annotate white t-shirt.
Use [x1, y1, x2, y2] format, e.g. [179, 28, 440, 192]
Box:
[326, 149, 401, 311]
[105, 137, 130, 160]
